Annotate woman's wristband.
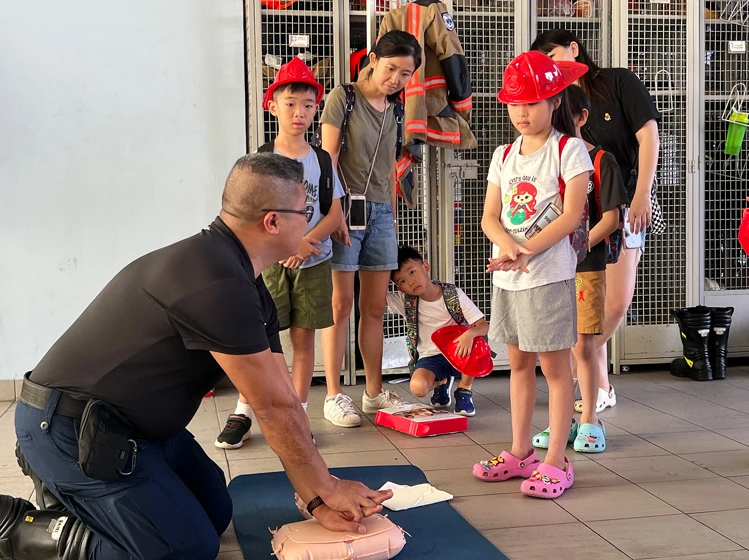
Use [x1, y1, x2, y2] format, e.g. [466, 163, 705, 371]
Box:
[307, 496, 325, 516]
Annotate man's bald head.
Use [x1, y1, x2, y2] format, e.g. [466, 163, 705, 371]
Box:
[222, 153, 305, 224]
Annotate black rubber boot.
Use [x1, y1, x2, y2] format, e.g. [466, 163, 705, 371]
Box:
[709, 307, 734, 380]
[0, 495, 90, 560]
[670, 307, 713, 381]
[15, 444, 65, 512]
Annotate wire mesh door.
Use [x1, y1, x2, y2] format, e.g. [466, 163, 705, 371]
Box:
[532, 0, 612, 67]
[701, 5, 749, 354]
[249, 0, 340, 150]
[363, 0, 435, 373]
[703, 13, 749, 292]
[619, 0, 688, 361]
[445, 1, 520, 368]
[247, 0, 345, 377]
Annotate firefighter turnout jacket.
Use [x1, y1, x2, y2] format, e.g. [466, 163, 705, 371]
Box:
[378, 0, 477, 183]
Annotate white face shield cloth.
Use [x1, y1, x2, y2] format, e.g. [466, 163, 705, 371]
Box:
[378, 482, 453, 511]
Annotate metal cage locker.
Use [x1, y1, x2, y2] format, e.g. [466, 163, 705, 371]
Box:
[526, 1, 691, 372]
[246, 0, 350, 380]
[610, 0, 690, 369]
[700, 1, 749, 355]
[247, 2, 748, 378]
[362, 0, 437, 376]
[435, 0, 523, 369]
[531, 0, 612, 68]
[247, 0, 344, 150]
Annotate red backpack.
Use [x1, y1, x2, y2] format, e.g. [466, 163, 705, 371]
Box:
[502, 136, 589, 263]
[591, 149, 625, 264]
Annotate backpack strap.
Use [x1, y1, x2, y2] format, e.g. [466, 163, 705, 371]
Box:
[592, 149, 605, 219]
[403, 293, 420, 367]
[257, 140, 275, 153]
[340, 84, 356, 154]
[394, 98, 405, 159]
[439, 282, 467, 326]
[501, 143, 513, 164]
[311, 145, 334, 216]
[558, 135, 569, 200]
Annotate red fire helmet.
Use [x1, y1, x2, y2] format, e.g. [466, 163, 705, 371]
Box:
[262, 57, 325, 110]
[261, 0, 298, 9]
[431, 325, 494, 378]
[497, 50, 588, 104]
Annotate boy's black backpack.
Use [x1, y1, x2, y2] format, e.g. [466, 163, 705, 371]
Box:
[312, 84, 405, 161]
[257, 140, 334, 216]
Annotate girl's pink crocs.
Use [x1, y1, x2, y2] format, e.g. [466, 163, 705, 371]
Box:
[520, 458, 574, 498]
[472, 450, 541, 482]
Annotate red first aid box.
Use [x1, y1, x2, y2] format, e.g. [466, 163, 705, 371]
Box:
[375, 404, 468, 437]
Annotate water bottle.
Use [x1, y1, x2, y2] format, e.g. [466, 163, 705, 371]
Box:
[725, 110, 749, 156]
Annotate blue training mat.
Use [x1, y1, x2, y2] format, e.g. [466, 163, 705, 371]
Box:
[228, 464, 508, 559]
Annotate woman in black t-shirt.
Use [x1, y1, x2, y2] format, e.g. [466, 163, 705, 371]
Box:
[532, 30, 661, 413]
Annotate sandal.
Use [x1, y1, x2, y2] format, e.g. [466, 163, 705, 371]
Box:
[472, 450, 540, 482]
[573, 420, 606, 453]
[532, 418, 579, 449]
[520, 458, 574, 499]
[574, 385, 616, 413]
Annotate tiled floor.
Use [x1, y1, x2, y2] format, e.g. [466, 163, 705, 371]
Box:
[3, 367, 749, 559]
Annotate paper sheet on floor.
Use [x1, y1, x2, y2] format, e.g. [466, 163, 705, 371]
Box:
[378, 481, 453, 511]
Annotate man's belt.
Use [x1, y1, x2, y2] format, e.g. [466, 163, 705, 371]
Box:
[19, 374, 88, 419]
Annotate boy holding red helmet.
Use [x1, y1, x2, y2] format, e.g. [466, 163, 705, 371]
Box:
[387, 245, 489, 417]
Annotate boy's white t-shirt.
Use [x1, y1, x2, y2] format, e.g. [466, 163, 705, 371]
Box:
[387, 288, 484, 359]
[486, 129, 593, 291]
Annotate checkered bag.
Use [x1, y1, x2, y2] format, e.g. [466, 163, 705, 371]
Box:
[650, 179, 666, 235]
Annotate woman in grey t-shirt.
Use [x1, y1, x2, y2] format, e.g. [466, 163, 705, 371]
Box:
[319, 31, 422, 427]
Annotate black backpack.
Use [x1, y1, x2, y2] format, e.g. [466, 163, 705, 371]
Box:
[312, 84, 405, 160]
[257, 140, 334, 216]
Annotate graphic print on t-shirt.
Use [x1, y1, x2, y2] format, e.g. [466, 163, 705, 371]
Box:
[504, 180, 538, 225]
[304, 178, 319, 203]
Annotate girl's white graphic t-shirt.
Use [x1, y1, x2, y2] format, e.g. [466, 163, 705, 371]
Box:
[486, 129, 593, 291]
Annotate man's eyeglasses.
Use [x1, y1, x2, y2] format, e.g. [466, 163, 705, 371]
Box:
[262, 202, 314, 223]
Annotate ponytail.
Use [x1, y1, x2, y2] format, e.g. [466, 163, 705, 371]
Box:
[551, 90, 577, 138]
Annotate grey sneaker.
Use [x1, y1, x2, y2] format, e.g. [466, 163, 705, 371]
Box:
[361, 389, 405, 413]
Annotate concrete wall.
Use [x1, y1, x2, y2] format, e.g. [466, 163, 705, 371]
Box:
[0, 1, 246, 386]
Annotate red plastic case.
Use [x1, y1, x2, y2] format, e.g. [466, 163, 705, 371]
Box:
[375, 404, 468, 437]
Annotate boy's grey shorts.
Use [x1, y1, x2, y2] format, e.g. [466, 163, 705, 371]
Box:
[489, 279, 577, 353]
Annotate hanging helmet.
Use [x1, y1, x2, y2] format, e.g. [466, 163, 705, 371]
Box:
[497, 51, 588, 104]
[262, 57, 325, 110]
[431, 325, 494, 378]
[260, 0, 298, 9]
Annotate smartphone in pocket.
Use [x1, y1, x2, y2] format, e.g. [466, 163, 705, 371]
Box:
[348, 195, 367, 231]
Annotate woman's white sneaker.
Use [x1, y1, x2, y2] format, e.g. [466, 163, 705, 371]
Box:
[361, 389, 405, 413]
[323, 393, 362, 427]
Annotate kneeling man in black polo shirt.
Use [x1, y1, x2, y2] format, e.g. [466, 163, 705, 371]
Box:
[0, 153, 391, 560]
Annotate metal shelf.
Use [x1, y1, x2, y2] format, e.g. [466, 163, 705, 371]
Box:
[261, 9, 332, 17]
[537, 16, 600, 23]
[629, 13, 687, 21]
[456, 11, 515, 17]
[651, 90, 687, 97]
[706, 94, 741, 101]
[705, 18, 749, 25]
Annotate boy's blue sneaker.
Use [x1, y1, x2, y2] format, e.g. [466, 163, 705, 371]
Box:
[430, 376, 454, 407]
[454, 388, 476, 417]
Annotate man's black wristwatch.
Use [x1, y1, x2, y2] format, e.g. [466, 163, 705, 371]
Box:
[307, 496, 325, 516]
